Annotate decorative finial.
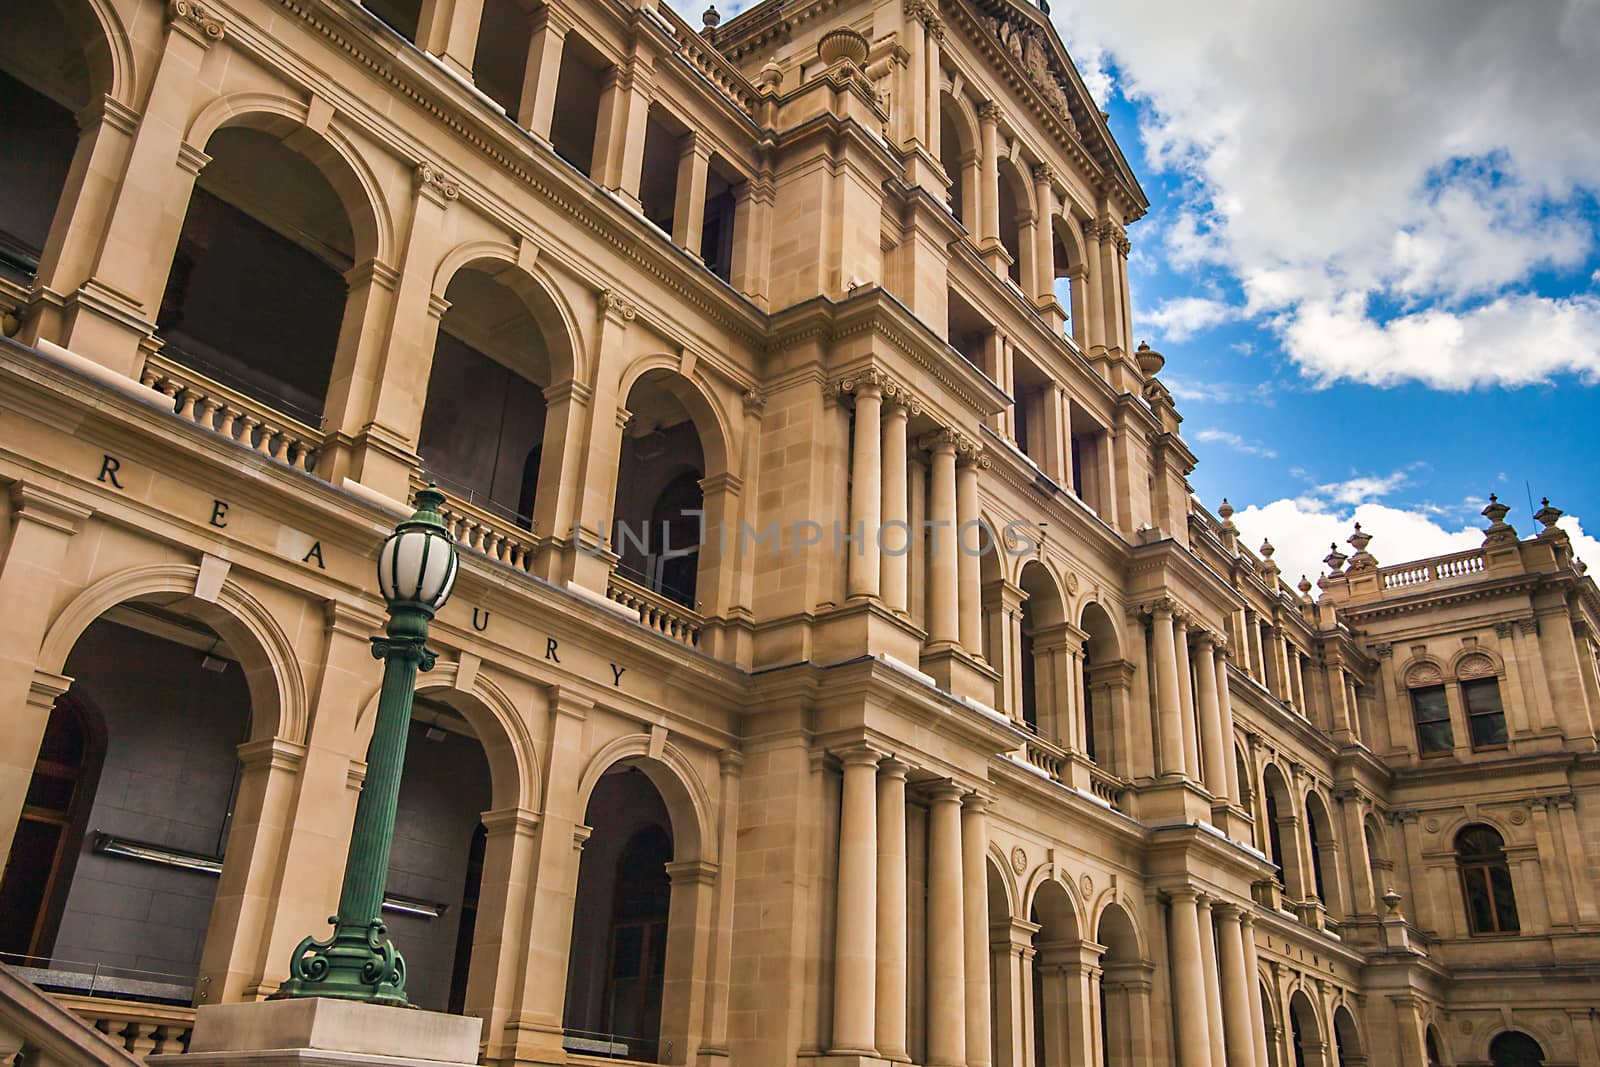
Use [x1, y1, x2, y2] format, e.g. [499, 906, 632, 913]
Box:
[1347, 523, 1377, 571]
[1324, 541, 1348, 575]
[1482, 493, 1511, 527]
[1258, 539, 1279, 580]
[1259, 538, 1275, 559]
[1533, 496, 1564, 533]
[1381, 887, 1403, 918]
[1297, 574, 1313, 597]
[702, 4, 721, 30]
[1135, 340, 1165, 379]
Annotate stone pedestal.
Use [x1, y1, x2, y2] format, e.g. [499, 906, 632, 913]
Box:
[151, 998, 482, 1067]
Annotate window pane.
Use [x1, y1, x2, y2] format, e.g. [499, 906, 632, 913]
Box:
[1411, 685, 1450, 723]
[1463, 868, 1495, 934]
[1490, 867, 1520, 933]
[1470, 710, 1508, 749]
[1418, 720, 1454, 754]
[1462, 679, 1503, 715]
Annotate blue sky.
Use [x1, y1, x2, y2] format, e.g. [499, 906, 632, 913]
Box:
[687, 0, 1600, 581]
[1045, 1, 1600, 582]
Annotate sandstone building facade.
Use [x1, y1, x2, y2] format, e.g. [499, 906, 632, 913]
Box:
[0, 0, 1597, 1064]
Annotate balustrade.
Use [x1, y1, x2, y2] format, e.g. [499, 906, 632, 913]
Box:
[55, 994, 194, 1060]
[1379, 548, 1485, 589]
[607, 572, 703, 647]
[139, 354, 322, 473]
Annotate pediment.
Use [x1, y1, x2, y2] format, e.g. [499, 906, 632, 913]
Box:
[955, 0, 1147, 217]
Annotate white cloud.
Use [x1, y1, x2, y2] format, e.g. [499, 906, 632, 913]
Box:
[1193, 428, 1277, 459]
[1051, 0, 1600, 389]
[1283, 293, 1600, 389]
[1307, 469, 1411, 507]
[1226, 500, 1600, 596]
[1143, 295, 1240, 341]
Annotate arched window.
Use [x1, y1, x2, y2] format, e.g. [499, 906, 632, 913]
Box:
[1458, 659, 1507, 750]
[1456, 825, 1519, 935]
[1407, 663, 1453, 756]
[1425, 1027, 1444, 1067]
[1489, 1031, 1544, 1067]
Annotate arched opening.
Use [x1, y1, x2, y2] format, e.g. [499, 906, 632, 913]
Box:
[1425, 1025, 1445, 1067]
[1260, 764, 1301, 901]
[614, 371, 716, 611]
[382, 696, 494, 1013]
[1261, 981, 1284, 1067]
[1455, 824, 1519, 935]
[1029, 881, 1082, 1067]
[1009, 349, 1051, 462]
[986, 858, 1019, 1067]
[418, 262, 559, 530]
[158, 125, 358, 425]
[564, 766, 677, 1062]
[0, 1, 94, 284]
[1299, 793, 1337, 908]
[1018, 562, 1066, 740]
[1489, 1032, 1544, 1067]
[1096, 904, 1143, 1067]
[1332, 1005, 1363, 1066]
[1288, 989, 1327, 1067]
[1080, 602, 1121, 772]
[937, 92, 978, 228]
[549, 34, 609, 177]
[0, 606, 251, 1001]
[1363, 815, 1388, 910]
[995, 161, 1029, 287]
[1235, 746, 1256, 847]
[470, 0, 532, 115]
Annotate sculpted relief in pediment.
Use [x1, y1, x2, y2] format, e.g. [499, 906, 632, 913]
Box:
[982, 6, 1079, 133]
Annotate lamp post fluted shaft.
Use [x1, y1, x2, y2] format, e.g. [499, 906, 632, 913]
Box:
[278, 488, 457, 1006]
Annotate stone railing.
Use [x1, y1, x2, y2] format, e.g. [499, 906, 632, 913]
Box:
[1022, 735, 1067, 781]
[1378, 548, 1485, 590]
[140, 354, 322, 473]
[1087, 766, 1128, 812]
[54, 996, 193, 1060]
[606, 573, 703, 647]
[659, 5, 761, 117]
[427, 485, 542, 574]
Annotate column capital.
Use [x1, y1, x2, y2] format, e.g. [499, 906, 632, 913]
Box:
[978, 99, 1003, 125]
[1166, 884, 1203, 904]
[961, 791, 992, 814]
[878, 755, 912, 779]
[1212, 901, 1246, 922]
[835, 743, 886, 768]
[167, 0, 225, 44]
[413, 161, 462, 204]
[925, 778, 968, 803]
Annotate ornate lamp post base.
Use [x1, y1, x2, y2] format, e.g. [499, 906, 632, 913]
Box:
[275, 916, 408, 1006]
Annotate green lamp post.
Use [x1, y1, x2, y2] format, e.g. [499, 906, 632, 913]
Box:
[277, 487, 459, 1006]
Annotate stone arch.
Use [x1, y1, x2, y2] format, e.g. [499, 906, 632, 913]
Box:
[1260, 761, 1303, 898]
[44, 0, 133, 106]
[38, 562, 307, 745]
[1401, 656, 1447, 690]
[1303, 786, 1342, 913]
[574, 733, 715, 865]
[347, 659, 542, 813]
[184, 93, 392, 265]
[994, 154, 1035, 286]
[986, 842, 1021, 919]
[1425, 1023, 1450, 1066]
[1288, 986, 1329, 1067]
[1260, 978, 1285, 1067]
[1485, 1030, 1545, 1066]
[1332, 1003, 1364, 1065]
[1092, 897, 1145, 961]
[1025, 870, 1084, 942]
[616, 356, 735, 481]
[430, 240, 585, 385]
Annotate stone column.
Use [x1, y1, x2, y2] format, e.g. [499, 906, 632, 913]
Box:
[926, 433, 960, 647]
[882, 397, 911, 615]
[1032, 165, 1057, 309]
[517, 5, 570, 135]
[1062, 944, 1105, 1067]
[848, 380, 884, 601]
[1166, 888, 1212, 1067]
[673, 134, 712, 257]
[1215, 645, 1241, 804]
[991, 919, 1039, 1067]
[1080, 219, 1106, 356]
[0, 484, 91, 861]
[876, 758, 910, 1061]
[1241, 912, 1270, 1067]
[1150, 603, 1187, 777]
[1174, 619, 1201, 780]
[1194, 634, 1228, 800]
[833, 747, 880, 1054]
[978, 102, 1002, 259]
[1216, 904, 1258, 1067]
[956, 451, 985, 654]
[926, 782, 967, 1067]
[1196, 896, 1228, 1067]
[962, 795, 992, 1067]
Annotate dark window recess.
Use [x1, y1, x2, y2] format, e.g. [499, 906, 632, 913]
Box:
[158, 188, 345, 423]
[701, 189, 735, 282]
[0, 69, 78, 276]
[1456, 824, 1519, 935]
[1462, 678, 1508, 750]
[1410, 685, 1454, 756]
[446, 823, 488, 1015]
[1489, 1031, 1545, 1067]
